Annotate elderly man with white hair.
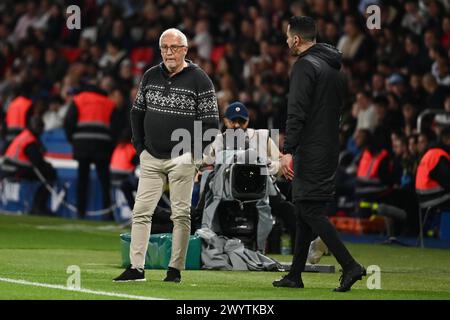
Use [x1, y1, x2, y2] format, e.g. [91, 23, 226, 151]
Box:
[114, 28, 219, 283]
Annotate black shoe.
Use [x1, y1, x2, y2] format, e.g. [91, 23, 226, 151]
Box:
[163, 267, 181, 283]
[333, 264, 366, 292]
[272, 275, 304, 288]
[113, 267, 146, 282]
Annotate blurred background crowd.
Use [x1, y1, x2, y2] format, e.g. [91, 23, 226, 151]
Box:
[0, 0, 450, 236]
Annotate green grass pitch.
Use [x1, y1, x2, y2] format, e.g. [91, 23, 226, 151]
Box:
[0, 214, 449, 300]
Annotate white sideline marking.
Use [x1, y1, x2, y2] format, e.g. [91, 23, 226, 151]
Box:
[0, 277, 164, 300]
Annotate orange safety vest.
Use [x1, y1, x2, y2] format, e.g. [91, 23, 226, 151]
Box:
[357, 149, 389, 182]
[110, 143, 136, 173]
[415, 148, 450, 195]
[73, 92, 115, 141]
[5, 96, 32, 129]
[4, 129, 37, 167]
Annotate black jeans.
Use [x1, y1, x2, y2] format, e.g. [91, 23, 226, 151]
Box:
[288, 200, 356, 280]
[77, 157, 111, 217]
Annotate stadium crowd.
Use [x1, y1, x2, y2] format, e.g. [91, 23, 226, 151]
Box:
[0, 0, 450, 238]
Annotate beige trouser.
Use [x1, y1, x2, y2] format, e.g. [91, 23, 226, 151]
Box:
[130, 150, 196, 270]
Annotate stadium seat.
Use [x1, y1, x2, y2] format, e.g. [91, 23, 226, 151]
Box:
[418, 198, 450, 247]
[59, 47, 81, 63]
[130, 47, 154, 76]
[210, 45, 225, 66]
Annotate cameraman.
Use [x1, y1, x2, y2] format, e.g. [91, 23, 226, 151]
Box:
[202, 102, 296, 253]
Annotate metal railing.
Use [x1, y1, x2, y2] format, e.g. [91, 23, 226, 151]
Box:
[417, 109, 449, 133]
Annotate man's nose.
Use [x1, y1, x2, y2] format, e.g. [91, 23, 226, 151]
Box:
[234, 123, 240, 128]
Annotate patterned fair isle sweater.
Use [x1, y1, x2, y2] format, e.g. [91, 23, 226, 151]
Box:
[130, 60, 219, 159]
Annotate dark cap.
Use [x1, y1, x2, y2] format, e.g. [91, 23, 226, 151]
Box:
[225, 102, 249, 121]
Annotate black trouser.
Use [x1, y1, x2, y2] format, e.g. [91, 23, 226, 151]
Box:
[269, 194, 297, 251]
[77, 157, 111, 217]
[288, 200, 356, 279]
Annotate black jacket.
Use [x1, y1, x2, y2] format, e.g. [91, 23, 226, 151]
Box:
[284, 43, 346, 201]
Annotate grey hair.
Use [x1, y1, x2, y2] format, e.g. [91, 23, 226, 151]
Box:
[159, 28, 188, 47]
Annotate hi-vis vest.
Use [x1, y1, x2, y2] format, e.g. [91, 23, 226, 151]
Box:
[416, 148, 450, 195]
[5, 96, 32, 141]
[4, 129, 37, 167]
[73, 92, 115, 141]
[356, 149, 389, 194]
[110, 143, 136, 174]
[357, 149, 389, 180]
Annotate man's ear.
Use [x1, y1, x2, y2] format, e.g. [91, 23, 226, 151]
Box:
[294, 35, 301, 46]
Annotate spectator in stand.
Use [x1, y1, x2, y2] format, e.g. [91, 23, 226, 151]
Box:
[391, 133, 420, 236]
[435, 58, 450, 87]
[418, 131, 436, 156]
[98, 39, 127, 76]
[387, 73, 408, 104]
[353, 91, 377, 132]
[402, 34, 430, 76]
[422, 73, 448, 109]
[43, 46, 68, 87]
[401, 0, 426, 36]
[42, 94, 67, 131]
[371, 73, 387, 98]
[372, 95, 394, 150]
[192, 19, 212, 61]
[408, 133, 420, 174]
[424, 0, 445, 31]
[434, 95, 450, 128]
[337, 15, 370, 63]
[441, 16, 450, 48]
[402, 102, 418, 136]
[429, 46, 447, 80]
[11, 0, 39, 43]
[409, 73, 427, 108]
[323, 20, 340, 47]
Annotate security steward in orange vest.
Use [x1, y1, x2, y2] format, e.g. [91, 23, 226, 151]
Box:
[3, 94, 34, 149]
[64, 81, 118, 219]
[355, 132, 395, 201]
[110, 128, 138, 210]
[1, 116, 57, 214]
[415, 127, 450, 209]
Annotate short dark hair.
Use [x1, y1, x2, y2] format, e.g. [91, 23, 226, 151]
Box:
[288, 16, 317, 42]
